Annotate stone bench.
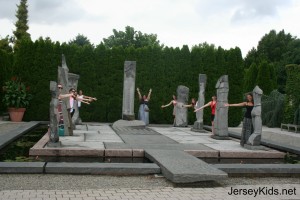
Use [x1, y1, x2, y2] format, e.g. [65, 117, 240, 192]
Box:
[281, 123, 300, 133]
[145, 149, 227, 183]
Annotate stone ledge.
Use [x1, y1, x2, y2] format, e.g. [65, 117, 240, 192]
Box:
[213, 164, 300, 174]
[184, 150, 219, 158]
[220, 150, 285, 158]
[29, 148, 104, 157]
[45, 162, 160, 175]
[0, 162, 45, 173]
[105, 149, 132, 157]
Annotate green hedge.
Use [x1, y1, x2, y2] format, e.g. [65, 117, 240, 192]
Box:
[2, 39, 244, 126]
[283, 64, 300, 124]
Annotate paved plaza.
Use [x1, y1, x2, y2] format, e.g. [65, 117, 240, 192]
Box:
[0, 121, 299, 199]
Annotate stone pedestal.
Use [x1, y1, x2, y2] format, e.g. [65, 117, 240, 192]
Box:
[122, 61, 136, 120]
[192, 74, 207, 132]
[213, 75, 230, 140]
[175, 85, 189, 127]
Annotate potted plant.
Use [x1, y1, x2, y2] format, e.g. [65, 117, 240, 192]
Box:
[2, 77, 32, 122]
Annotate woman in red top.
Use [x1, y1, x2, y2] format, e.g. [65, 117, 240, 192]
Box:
[194, 95, 217, 135]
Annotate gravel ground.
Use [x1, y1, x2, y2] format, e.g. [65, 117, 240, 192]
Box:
[0, 174, 299, 190]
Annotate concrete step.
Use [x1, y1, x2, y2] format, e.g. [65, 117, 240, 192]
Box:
[145, 149, 227, 183]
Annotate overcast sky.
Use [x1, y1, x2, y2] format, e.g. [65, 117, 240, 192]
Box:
[0, 0, 299, 57]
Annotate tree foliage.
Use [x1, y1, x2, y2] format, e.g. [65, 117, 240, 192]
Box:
[103, 26, 163, 49]
[244, 29, 299, 94]
[69, 34, 92, 47]
[13, 0, 31, 49]
[0, 36, 13, 53]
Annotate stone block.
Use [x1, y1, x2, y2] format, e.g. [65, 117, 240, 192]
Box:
[45, 162, 160, 175]
[184, 150, 219, 158]
[132, 149, 144, 157]
[145, 149, 227, 183]
[0, 162, 45, 173]
[105, 149, 132, 157]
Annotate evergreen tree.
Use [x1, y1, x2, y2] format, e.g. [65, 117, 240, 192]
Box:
[69, 34, 92, 47]
[13, 0, 31, 49]
[256, 60, 273, 95]
[103, 26, 163, 49]
[243, 63, 258, 92]
[0, 36, 13, 53]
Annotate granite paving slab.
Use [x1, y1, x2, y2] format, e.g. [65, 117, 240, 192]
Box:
[45, 162, 160, 175]
[0, 121, 40, 149]
[145, 149, 227, 183]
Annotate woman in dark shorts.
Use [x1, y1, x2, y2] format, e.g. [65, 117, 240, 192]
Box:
[194, 96, 217, 135]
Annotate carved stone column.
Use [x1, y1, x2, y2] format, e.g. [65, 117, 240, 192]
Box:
[212, 75, 229, 140]
[245, 86, 264, 149]
[192, 74, 207, 132]
[122, 61, 136, 120]
[175, 85, 189, 127]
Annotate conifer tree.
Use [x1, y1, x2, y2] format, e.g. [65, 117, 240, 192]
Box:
[13, 0, 31, 49]
[256, 60, 273, 95]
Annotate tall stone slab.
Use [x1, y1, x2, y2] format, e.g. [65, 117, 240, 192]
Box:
[48, 81, 59, 143]
[247, 86, 263, 146]
[192, 74, 207, 132]
[212, 75, 229, 140]
[57, 54, 72, 136]
[68, 73, 80, 126]
[175, 85, 189, 127]
[122, 61, 136, 120]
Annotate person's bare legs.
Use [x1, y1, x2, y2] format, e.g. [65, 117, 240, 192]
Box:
[211, 121, 214, 135]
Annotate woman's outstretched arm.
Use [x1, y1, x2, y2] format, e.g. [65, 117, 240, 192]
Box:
[194, 101, 211, 112]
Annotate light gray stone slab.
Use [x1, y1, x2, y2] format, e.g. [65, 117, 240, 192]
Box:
[0, 162, 45, 173]
[145, 149, 227, 183]
[45, 162, 160, 175]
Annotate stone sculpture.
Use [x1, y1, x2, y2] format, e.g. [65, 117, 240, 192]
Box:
[68, 73, 80, 126]
[122, 61, 136, 120]
[213, 75, 229, 139]
[247, 86, 263, 146]
[57, 54, 72, 136]
[192, 74, 207, 132]
[49, 81, 59, 143]
[175, 85, 189, 127]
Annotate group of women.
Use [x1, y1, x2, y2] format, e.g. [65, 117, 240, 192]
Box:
[137, 88, 255, 147]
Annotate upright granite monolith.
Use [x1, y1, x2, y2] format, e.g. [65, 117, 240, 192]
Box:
[192, 74, 207, 132]
[175, 85, 189, 127]
[247, 86, 263, 146]
[212, 75, 229, 140]
[49, 81, 59, 143]
[57, 54, 72, 136]
[68, 73, 80, 127]
[122, 61, 136, 120]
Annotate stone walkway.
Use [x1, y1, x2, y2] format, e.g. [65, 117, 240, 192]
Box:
[1, 184, 299, 200]
[0, 121, 300, 199]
